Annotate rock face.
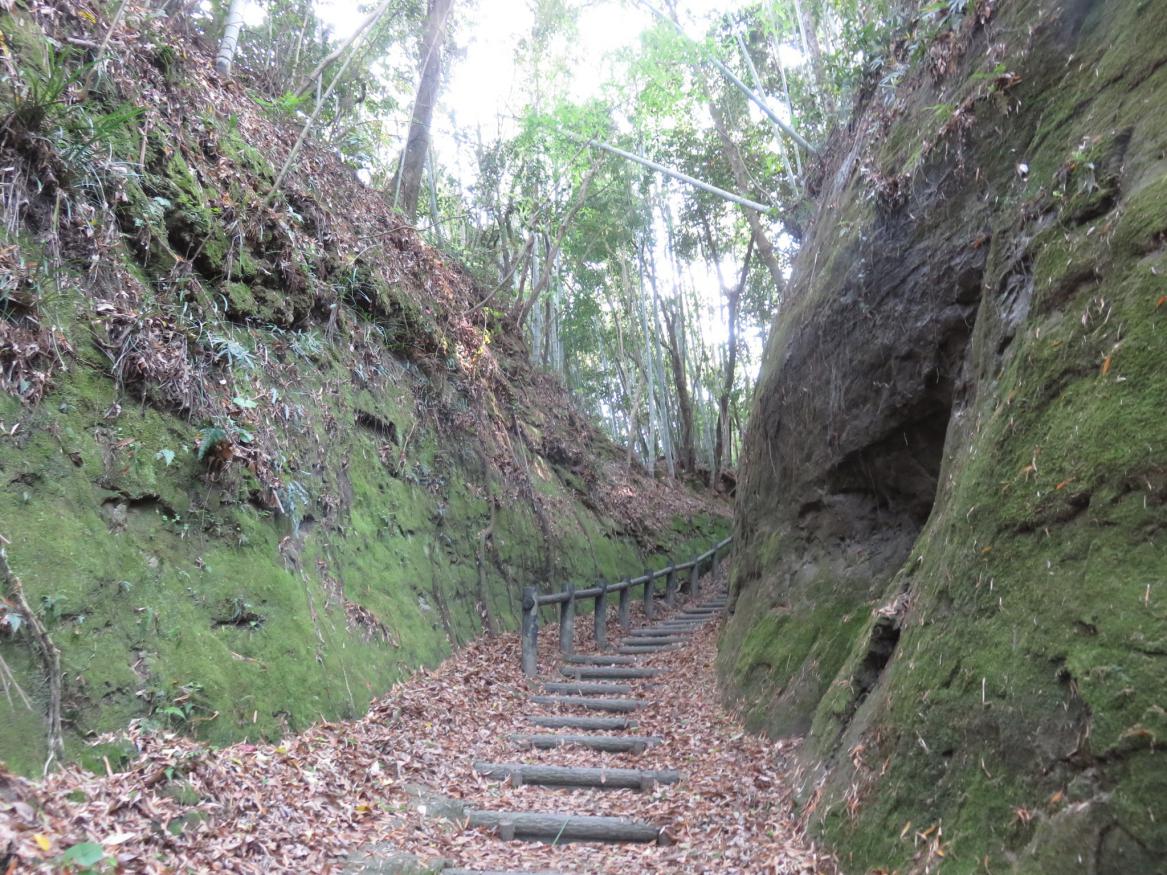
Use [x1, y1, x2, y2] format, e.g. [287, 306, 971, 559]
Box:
[722, 1, 1167, 871]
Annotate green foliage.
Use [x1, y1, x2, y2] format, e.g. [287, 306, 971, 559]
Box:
[0, 45, 142, 175]
[195, 426, 228, 461]
[251, 90, 310, 119]
[202, 332, 257, 371]
[57, 841, 108, 871]
[0, 46, 88, 133]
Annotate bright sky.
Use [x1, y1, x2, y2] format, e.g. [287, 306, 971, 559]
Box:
[245, 0, 777, 373]
[308, 0, 755, 146]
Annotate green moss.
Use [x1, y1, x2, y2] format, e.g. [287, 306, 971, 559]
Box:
[722, 578, 869, 736]
[1, 298, 715, 773]
[216, 120, 276, 182]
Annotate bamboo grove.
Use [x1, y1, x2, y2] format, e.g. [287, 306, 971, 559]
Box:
[156, 0, 956, 486]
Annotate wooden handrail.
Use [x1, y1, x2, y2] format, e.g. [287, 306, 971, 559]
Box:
[520, 535, 732, 674]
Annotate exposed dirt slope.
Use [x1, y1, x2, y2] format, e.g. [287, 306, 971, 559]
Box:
[0, 2, 726, 775]
[723, 1, 1166, 871]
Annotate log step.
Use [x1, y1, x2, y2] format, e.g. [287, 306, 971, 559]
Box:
[563, 654, 639, 665]
[560, 666, 663, 679]
[443, 869, 564, 875]
[541, 681, 632, 696]
[616, 646, 680, 655]
[474, 762, 680, 790]
[633, 628, 695, 637]
[624, 636, 688, 646]
[466, 809, 665, 844]
[527, 715, 634, 730]
[621, 641, 688, 648]
[529, 695, 647, 713]
[509, 733, 662, 754]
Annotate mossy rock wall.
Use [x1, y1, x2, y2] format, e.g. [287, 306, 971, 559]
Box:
[724, 1, 1167, 871]
[0, 8, 727, 776]
[0, 362, 723, 776]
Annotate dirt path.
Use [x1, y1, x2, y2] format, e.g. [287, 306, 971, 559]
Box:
[0, 576, 831, 873]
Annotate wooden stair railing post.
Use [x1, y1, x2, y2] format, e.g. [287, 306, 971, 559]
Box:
[665, 564, 677, 607]
[594, 581, 609, 651]
[642, 569, 654, 621]
[521, 586, 538, 676]
[559, 581, 576, 655]
[617, 579, 631, 631]
[690, 561, 701, 600]
[712, 544, 721, 578]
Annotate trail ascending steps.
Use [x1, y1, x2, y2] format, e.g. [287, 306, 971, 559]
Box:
[0, 573, 831, 873]
[341, 575, 833, 874]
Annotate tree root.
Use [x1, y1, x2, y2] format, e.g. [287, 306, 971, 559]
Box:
[0, 541, 64, 772]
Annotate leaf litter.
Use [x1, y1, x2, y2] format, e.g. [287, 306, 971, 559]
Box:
[0, 571, 833, 873]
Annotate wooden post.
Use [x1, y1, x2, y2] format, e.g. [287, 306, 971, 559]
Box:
[521, 586, 538, 676]
[594, 581, 609, 651]
[665, 564, 677, 607]
[642, 570, 654, 621]
[712, 545, 720, 578]
[559, 582, 576, 655]
[617, 580, 631, 631]
[690, 562, 701, 601]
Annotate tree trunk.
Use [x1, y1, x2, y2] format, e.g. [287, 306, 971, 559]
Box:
[736, 32, 800, 195]
[511, 165, 597, 327]
[659, 192, 696, 473]
[642, 241, 676, 478]
[393, 0, 455, 222]
[661, 305, 695, 473]
[714, 236, 752, 491]
[708, 99, 786, 299]
[793, 0, 832, 115]
[214, 0, 247, 75]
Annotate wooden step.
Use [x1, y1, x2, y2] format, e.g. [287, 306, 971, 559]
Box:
[529, 695, 647, 713]
[466, 809, 665, 844]
[474, 761, 680, 790]
[509, 733, 662, 754]
[527, 715, 634, 730]
[563, 654, 639, 665]
[443, 869, 564, 875]
[633, 628, 696, 637]
[623, 636, 688, 646]
[541, 681, 632, 696]
[560, 666, 663, 680]
[616, 645, 680, 655]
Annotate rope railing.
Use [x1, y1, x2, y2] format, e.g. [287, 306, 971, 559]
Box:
[519, 536, 732, 675]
